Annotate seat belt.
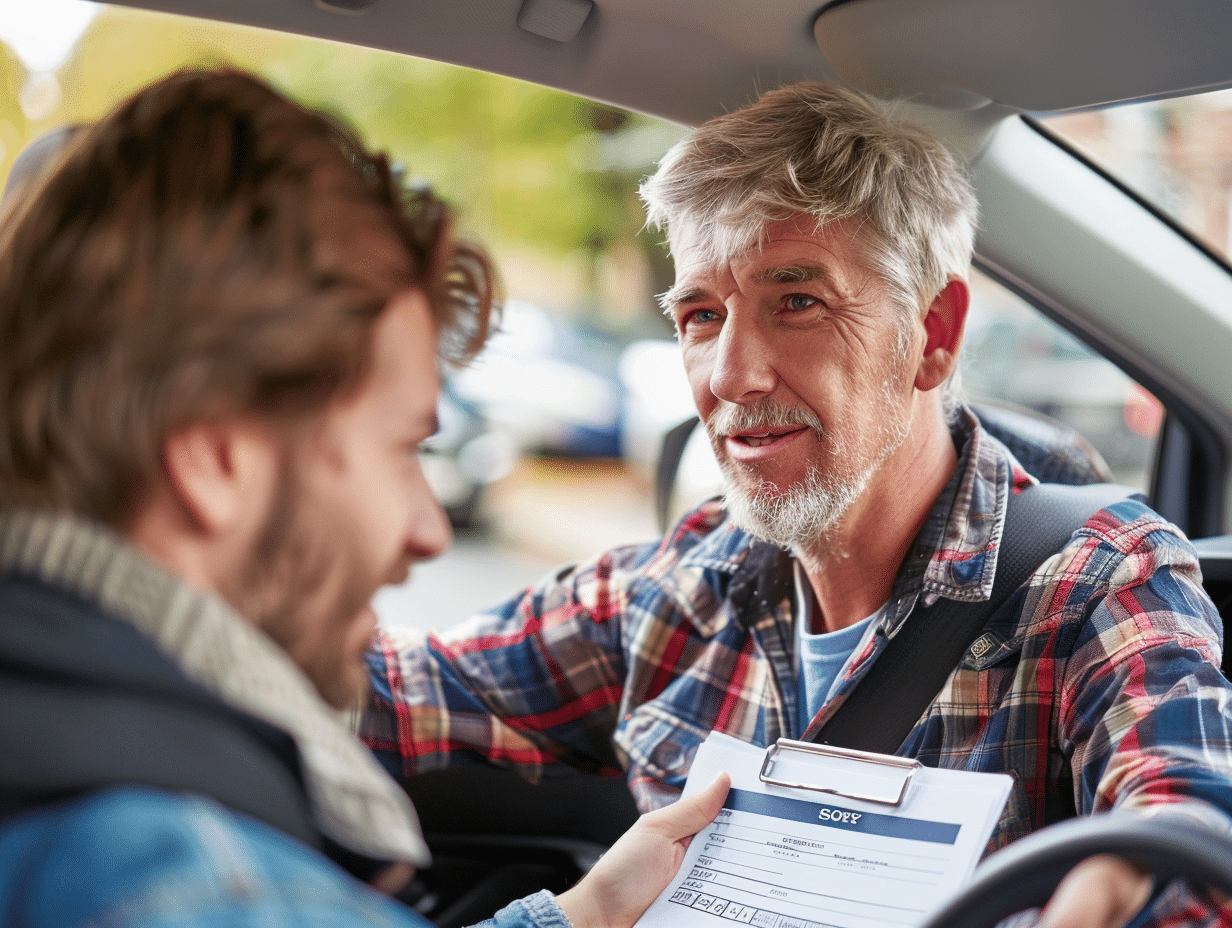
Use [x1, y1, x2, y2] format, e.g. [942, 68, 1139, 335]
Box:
[810, 482, 1138, 754]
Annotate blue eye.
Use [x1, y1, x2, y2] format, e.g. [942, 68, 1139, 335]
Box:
[786, 294, 819, 312]
[678, 308, 720, 332]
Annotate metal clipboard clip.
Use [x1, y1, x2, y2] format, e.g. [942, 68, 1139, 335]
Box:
[759, 738, 922, 807]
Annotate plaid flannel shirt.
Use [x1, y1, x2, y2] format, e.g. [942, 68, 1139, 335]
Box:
[362, 411, 1232, 920]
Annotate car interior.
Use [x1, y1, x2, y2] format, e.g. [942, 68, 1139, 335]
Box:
[17, 0, 1232, 923]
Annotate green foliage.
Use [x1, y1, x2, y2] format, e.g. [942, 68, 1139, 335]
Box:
[0, 42, 27, 170]
[18, 6, 681, 261]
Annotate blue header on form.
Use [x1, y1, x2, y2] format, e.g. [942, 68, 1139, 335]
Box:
[724, 788, 961, 845]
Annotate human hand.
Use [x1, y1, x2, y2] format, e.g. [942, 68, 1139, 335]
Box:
[1038, 853, 1154, 928]
[556, 773, 731, 928]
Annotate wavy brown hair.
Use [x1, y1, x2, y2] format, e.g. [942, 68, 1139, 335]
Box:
[0, 68, 499, 529]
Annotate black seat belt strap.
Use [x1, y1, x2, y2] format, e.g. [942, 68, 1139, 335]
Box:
[811, 482, 1137, 754]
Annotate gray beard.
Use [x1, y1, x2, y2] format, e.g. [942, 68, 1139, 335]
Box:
[711, 397, 909, 554]
[720, 453, 873, 551]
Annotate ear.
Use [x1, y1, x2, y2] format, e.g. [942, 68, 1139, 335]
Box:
[162, 422, 275, 536]
[914, 278, 969, 393]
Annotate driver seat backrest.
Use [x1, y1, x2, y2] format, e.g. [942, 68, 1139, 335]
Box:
[970, 402, 1114, 487]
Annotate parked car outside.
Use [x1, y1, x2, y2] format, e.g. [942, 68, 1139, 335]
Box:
[418, 382, 517, 529]
[962, 289, 1162, 481]
[449, 299, 624, 460]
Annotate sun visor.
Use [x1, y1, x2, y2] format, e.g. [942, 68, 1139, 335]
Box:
[814, 0, 1232, 112]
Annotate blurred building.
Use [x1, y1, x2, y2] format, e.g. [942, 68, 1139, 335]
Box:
[1046, 92, 1232, 258]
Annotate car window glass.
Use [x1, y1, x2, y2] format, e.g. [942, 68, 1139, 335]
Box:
[1042, 92, 1232, 261]
[963, 271, 1162, 491]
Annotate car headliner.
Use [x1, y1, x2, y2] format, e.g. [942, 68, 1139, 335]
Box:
[104, 0, 1232, 136]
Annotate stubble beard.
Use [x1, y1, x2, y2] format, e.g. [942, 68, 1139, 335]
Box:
[222, 451, 380, 710]
[709, 389, 911, 555]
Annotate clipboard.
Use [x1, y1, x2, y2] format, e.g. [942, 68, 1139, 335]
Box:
[760, 738, 922, 806]
[635, 732, 1015, 928]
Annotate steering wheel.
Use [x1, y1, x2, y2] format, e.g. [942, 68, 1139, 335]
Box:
[919, 812, 1232, 928]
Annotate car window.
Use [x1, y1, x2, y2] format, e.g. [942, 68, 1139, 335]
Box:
[1042, 92, 1232, 262]
[963, 271, 1162, 491]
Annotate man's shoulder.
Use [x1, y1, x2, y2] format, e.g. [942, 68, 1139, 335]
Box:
[0, 787, 425, 928]
[0, 785, 240, 857]
[967, 411, 1188, 564]
[0, 789, 250, 924]
[1062, 493, 1198, 571]
[0, 787, 293, 892]
[527, 497, 758, 630]
[959, 416, 1198, 589]
[1016, 494, 1217, 639]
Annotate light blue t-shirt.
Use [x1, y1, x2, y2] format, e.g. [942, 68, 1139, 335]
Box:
[794, 563, 882, 735]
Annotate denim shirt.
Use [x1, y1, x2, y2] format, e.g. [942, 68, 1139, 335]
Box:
[0, 788, 570, 928]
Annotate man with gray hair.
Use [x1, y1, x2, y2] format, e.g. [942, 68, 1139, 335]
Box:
[364, 83, 1232, 927]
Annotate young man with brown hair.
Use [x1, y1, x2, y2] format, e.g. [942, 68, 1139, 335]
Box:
[0, 67, 727, 928]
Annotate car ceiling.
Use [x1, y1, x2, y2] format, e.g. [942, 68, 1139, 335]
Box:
[108, 0, 1232, 132]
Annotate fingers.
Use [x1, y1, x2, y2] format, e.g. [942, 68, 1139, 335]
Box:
[643, 773, 731, 840]
[1039, 854, 1154, 928]
[554, 774, 732, 928]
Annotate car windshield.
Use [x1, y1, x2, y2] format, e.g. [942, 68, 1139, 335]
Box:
[1042, 90, 1232, 260]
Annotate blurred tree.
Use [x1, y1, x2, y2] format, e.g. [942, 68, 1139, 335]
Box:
[0, 42, 27, 173]
[36, 4, 680, 299]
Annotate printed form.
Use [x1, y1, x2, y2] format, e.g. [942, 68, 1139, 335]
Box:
[636, 733, 1012, 928]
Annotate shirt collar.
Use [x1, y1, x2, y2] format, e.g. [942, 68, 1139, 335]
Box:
[910, 408, 1036, 611]
[663, 502, 792, 637]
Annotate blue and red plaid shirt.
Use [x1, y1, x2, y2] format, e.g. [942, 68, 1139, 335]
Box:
[363, 411, 1232, 922]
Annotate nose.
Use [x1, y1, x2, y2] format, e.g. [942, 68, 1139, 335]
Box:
[708, 313, 777, 404]
[408, 493, 453, 563]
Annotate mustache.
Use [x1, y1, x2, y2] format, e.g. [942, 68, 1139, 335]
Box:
[707, 400, 824, 437]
